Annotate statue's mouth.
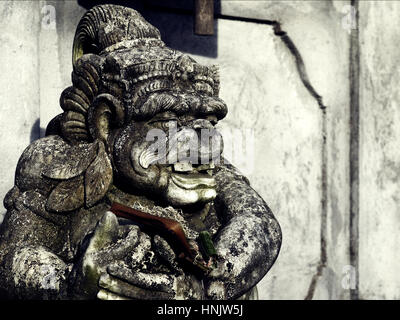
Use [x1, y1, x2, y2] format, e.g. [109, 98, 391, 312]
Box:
[161, 162, 217, 206]
[171, 172, 215, 190]
[134, 133, 220, 205]
[170, 162, 216, 190]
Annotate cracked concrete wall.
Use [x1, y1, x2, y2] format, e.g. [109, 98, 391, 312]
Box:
[0, 0, 396, 300]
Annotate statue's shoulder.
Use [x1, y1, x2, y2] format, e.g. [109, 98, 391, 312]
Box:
[1, 136, 77, 239]
[15, 135, 69, 194]
[13, 135, 110, 213]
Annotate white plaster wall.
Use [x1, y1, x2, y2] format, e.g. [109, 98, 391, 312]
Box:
[359, 1, 400, 300]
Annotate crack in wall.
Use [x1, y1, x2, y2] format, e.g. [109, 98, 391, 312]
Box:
[270, 21, 328, 300]
[272, 22, 327, 111]
[304, 107, 328, 300]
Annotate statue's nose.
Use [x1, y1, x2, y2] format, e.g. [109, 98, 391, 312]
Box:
[198, 127, 224, 161]
[187, 118, 215, 130]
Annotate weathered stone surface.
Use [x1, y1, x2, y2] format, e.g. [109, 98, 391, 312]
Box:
[84, 142, 113, 207]
[358, 1, 400, 300]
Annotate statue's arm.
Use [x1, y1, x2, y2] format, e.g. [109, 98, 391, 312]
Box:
[0, 188, 72, 299]
[205, 163, 282, 300]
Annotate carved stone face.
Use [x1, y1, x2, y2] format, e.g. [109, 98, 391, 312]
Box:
[59, 54, 228, 207]
[111, 109, 223, 206]
[108, 58, 227, 206]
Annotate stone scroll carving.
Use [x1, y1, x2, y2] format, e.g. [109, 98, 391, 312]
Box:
[0, 4, 281, 300]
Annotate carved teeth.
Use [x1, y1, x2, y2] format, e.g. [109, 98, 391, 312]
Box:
[173, 162, 193, 172]
[197, 162, 215, 172]
[172, 161, 215, 173]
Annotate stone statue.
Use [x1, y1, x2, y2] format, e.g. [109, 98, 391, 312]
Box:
[0, 4, 281, 300]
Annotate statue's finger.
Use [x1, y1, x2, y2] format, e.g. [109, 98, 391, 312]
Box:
[97, 289, 131, 300]
[152, 235, 182, 273]
[87, 211, 119, 252]
[107, 264, 175, 293]
[108, 225, 143, 260]
[117, 223, 139, 238]
[98, 273, 174, 300]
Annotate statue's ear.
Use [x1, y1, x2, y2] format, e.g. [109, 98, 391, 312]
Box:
[87, 94, 125, 144]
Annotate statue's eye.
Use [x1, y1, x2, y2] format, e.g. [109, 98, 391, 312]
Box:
[149, 119, 178, 131]
[161, 120, 178, 130]
[148, 111, 179, 130]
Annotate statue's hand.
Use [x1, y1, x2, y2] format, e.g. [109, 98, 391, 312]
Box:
[96, 235, 204, 300]
[69, 211, 143, 299]
[97, 261, 204, 300]
[71, 211, 203, 300]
